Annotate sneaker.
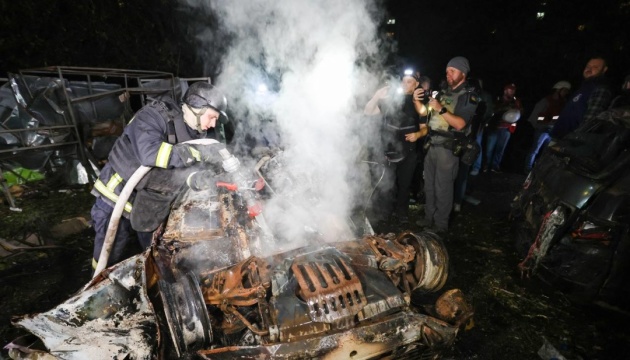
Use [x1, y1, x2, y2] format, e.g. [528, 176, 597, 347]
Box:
[464, 196, 481, 205]
[482, 166, 489, 173]
[469, 168, 479, 176]
[490, 167, 502, 173]
[453, 203, 461, 213]
[415, 218, 432, 227]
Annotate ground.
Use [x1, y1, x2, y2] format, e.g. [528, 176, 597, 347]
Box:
[1, 172, 629, 359]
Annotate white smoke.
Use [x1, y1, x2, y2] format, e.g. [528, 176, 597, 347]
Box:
[180, 0, 388, 249]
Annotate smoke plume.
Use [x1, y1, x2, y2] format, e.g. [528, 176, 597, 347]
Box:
[180, 0, 389, 250]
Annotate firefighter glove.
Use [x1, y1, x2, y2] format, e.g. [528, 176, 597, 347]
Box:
[186, 169, 220, 192]
[174, 143, 225, 166]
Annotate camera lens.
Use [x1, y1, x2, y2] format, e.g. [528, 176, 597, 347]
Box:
[421, 89, 431, 104]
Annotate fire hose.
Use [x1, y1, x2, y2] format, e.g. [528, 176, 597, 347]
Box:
[93, 165, 152, 278]
[94, 138, 221, 277]
[93, 144, 270, 277]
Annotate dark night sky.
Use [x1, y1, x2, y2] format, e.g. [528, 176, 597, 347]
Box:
[386, 0, 630, 105]
[1, 0, 628, 109]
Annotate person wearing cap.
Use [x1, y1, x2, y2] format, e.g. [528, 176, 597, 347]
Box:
[523, 80, 571, 173]
[551, 56, 612, 139]
[364, 68, 427, 223]
[415, 56, 479, 233]
[90, 81, 229, 269]
[484, 83, 523, 173]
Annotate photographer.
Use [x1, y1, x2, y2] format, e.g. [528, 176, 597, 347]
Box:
[416, 57, 479, 233]
[410, 75, 432, 204]
[364, 69, 427, 223]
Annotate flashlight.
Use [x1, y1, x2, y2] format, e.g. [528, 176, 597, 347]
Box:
[256, 83, 268, 94]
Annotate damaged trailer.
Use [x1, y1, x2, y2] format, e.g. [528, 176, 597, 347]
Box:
[0, 67, 210, 206]
[5, 150, 472, 359]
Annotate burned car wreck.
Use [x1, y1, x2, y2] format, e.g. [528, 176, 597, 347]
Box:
[5, 149, 472, 359]
[511, 106, 630, 309]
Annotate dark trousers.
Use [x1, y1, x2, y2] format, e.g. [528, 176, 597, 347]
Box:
[409, 145, 426, 201]
[91, 197, 152, 270]
[525, 129, 551, 171]
[454, 161, 471, 205]
[371, 150, 418, 220]
[393, 151, 418, 217]
[423, 146, 459, 230]
[485, 128, 511, 170]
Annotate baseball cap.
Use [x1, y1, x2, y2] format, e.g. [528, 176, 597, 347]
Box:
[552, 81, 571, 90]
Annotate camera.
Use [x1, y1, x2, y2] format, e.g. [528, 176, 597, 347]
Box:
[421, 88, 431, 104]
[417, 87, 436, 104]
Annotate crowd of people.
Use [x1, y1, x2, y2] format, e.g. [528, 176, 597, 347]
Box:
[363, 55, 629, 235]
[89, 54, 629, 271]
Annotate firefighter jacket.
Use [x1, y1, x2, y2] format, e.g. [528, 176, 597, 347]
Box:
[91, 99, 203, 217]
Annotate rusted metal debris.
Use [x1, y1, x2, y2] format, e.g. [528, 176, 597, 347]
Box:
[6, 153, 472, 359]
[7, 253, 157, 360]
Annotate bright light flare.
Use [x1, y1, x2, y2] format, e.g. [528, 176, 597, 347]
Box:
[256, 83, 269, 94]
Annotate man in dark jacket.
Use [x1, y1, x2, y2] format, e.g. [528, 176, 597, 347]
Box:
[524, 80, 571, 173]
[90, 82, 228, 269]
[551, 57, 612, 139]
[364, 69, 426, 223]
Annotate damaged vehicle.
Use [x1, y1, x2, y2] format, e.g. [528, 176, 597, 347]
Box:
[511, 106, 630, 310]
[5, 148, 472, 359]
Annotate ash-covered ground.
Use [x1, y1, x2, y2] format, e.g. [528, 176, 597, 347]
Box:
[1, 171, 629, 359]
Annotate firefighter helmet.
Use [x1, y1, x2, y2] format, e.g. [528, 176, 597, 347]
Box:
[182, 82, 228, 119]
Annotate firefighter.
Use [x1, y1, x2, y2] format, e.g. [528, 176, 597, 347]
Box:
[90, 82, 228, 270]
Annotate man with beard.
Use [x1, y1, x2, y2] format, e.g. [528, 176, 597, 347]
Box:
[551, 56, 612, 139]
[364, 69, 426, 223]
[415, 57, 479, 233]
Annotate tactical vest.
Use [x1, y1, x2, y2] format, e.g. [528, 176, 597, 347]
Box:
[429, 84, 474, 142]
[380, 94, 420, 156]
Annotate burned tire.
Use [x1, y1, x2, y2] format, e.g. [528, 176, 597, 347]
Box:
[158, 272, 213, 358]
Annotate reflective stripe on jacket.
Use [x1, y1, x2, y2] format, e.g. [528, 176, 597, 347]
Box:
[91, 99, 201, 215]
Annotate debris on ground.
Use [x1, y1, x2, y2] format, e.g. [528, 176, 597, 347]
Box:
[1, 172, 629, 359]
